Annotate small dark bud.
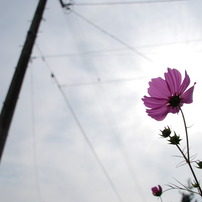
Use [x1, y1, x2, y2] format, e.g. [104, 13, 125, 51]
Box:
[196, 161, 202, 169]
[191, 181, 199, 188]
[160, 126, 171, 138]
[168, 132, 181, 145]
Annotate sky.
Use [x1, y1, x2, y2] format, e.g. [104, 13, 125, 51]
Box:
[1, 0, 202, 202]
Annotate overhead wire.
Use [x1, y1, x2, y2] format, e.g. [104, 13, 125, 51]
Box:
[67, 4, 103, 82]
[61, 10, 147, 201]
[58, 1, 109, 88]
[71, 0, 188, 6]
[64, 8, 148, 201]
[34, 44, 125, 202]
[92, 81, 148, 202]
[32, 48, 128, 58]
[58, 0, 196, 66]
[69, 9, 153, 62]
[32, 37, 202, 60]
[34, 1, 195, 201]
[29, 59, 42, 202]
[60, 76, 145, 88]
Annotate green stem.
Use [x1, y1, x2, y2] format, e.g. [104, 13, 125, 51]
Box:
[159, 196, 163, 202]
[174, 140, 202, 196]
[179, 108, 190, 161]
[175, 143, 188, 163]
[178, 108, 202, 196]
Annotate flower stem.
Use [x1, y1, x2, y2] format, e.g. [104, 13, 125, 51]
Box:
[159, 196, 163, 202]
[179, 108, 190, 161]
[179, 108, 202, 196]
[174, 139, 202, 197]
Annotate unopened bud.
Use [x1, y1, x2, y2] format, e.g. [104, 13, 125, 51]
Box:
[160, 126, 171, 138]
[196, 161, 202, 169]
[168, 132, 181, 145]
[151, 185, 162, 197]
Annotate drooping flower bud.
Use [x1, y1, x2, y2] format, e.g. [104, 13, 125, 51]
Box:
[151, 185, 162, 197]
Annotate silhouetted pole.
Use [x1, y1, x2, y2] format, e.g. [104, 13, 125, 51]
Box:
[0, 0, 47, 162]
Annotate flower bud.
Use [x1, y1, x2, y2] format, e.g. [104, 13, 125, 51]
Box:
[151, 185, 162, 197]
[191, 181, 199, 188]
[160, 126, 171, 138]
[196, 161, 202, 169]
[168, 132, 181, 145]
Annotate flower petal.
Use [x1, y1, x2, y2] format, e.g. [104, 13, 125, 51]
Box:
[142, 96, 168, 108]
[181, 84, 195, 104]
[178, 70, 190, 94]
[148, 77, 171, 99]
[146, 106, 170, 121]
[164, 68, 181, 95]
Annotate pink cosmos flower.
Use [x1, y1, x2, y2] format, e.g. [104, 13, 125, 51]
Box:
[151, 185, 162, 197]
[142, 68, 196, 121]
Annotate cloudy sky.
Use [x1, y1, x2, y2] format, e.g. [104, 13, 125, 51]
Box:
[1, 0, 202, 202]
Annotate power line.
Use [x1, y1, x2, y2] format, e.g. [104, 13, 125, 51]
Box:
[29, 61, 43, 202]
[71, 0, 188, 6]
[93, 81, 148, 202]
[55, 11, 147, 201]
[91, 86, 147, 200]
[55, 9, 146, 87]
[34, 44, 125, 202]
[52, 75, 125, 202]
[60, 77, 145, 88]
[35, 43, 147, 201]
[70, 9, 153, 62]
[53, 10, 147, 200]
[32, 48, 136, 59]
[32, 37, 202, 59]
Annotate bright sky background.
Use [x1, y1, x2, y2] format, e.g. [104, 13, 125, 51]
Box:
[1, 0, 202, 202]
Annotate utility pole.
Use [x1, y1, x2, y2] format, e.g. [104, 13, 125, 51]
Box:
[0, 0, 47, 162]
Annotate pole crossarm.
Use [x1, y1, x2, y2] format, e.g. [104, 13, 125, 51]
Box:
[59, 0, 73, 9]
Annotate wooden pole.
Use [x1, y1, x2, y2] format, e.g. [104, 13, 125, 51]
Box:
[0, 0, 47, 162]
